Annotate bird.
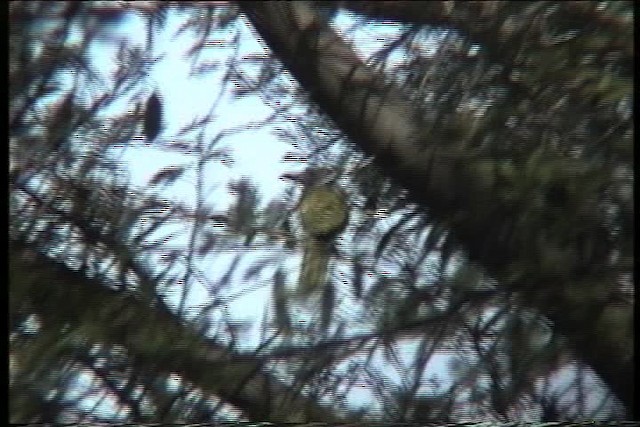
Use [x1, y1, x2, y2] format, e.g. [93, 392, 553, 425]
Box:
[144, 91, 163, 143]
[281, 167, 349, 297]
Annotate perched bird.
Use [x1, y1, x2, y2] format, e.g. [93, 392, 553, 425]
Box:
[144, 91, 162, 143]
[281, 167, 349, 297]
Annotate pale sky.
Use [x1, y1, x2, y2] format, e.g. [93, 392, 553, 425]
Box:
[49, 4, 619, 421]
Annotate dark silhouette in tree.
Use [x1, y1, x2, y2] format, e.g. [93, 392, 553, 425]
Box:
[144, 91, 162, 143]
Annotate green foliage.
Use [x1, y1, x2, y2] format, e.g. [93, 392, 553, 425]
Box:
[10, 0, 634, 422]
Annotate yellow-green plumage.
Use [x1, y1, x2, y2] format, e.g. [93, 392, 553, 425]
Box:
[295, 184, 348, 297]
[299, 186, 348, 239]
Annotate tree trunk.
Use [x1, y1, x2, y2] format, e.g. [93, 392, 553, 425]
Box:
[239, 1, 633, 412]
[10, 240, 353, 423]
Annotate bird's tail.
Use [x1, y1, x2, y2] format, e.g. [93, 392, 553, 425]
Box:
[299, 237, 331, 297]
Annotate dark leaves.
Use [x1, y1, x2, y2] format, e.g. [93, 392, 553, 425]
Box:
[144, 91, 162, 143]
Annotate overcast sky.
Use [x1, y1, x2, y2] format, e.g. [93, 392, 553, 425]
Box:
[55, 5, 620, 421]
[59, 6, 461, 419]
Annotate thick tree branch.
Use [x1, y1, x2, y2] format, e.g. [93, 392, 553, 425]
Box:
[239, 1, 633, 412]
[10, 240, 353, 423]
